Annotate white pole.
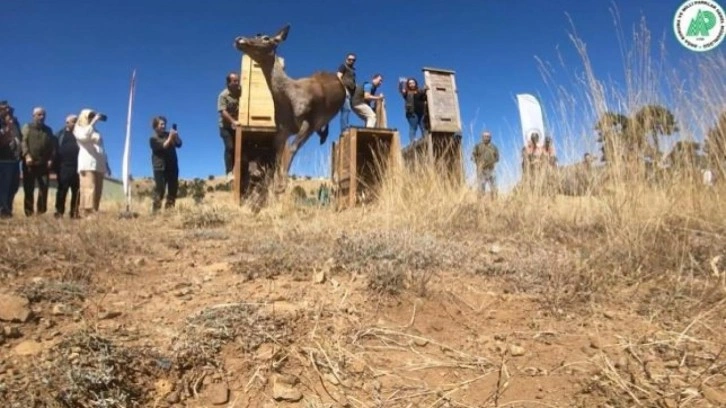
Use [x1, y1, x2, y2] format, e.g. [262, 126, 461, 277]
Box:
[122, 69, 136, 212]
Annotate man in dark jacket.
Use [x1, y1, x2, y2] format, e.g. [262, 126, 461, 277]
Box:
[53, 114, 80, 218]
[149, 115, 182, 212]
[0, 101, 21, 218]
[20, 107, 55, 216]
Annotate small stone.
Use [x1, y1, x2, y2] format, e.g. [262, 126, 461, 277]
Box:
[3, 326, 20, 339]
[489, 244, 501, 254]
[273, 382, 302, 402]
[208, 383, 229, 405]
[701, 385, 726, 405]
[98, 311, 122, 320]
[589, 335, 603, 349]
[0, 294, 31, 323]
[509, 344, 526, 357]
[52, 304, 69, 316]
[603, 310, 615, 319]
[166, 392, 180, 404]
[14, 340, 43, 356]
[313, 269, 326, 284]
[413, 338, 429, 347]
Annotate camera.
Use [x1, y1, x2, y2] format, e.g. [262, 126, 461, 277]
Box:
[89, 112, 108, 122]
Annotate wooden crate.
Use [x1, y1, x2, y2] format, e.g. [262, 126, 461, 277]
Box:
[401, 132, 465, 184]
[232, 126, 280, 205]
[422, 67, 462, 134]
[238, 54, 285, 127]
[331, 127, 402, 209]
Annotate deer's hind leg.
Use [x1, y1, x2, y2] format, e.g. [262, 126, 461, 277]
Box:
[285, 120, 313, 174]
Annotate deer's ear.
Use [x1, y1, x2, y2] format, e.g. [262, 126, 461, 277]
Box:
[273, 24, 290, 43]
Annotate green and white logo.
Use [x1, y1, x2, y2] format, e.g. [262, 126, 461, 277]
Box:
[673, 0, 725, 52]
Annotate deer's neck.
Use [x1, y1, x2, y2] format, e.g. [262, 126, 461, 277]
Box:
[259, 55, 289, 97]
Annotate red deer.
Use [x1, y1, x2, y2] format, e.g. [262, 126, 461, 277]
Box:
[233, 24, 346, 194]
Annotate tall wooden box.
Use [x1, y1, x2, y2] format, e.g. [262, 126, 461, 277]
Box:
[331, 127, 402, 209]
[422, 67, 462, 134]
[238, 54, 285, 128]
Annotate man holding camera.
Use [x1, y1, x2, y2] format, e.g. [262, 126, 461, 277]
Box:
[0, 101, 22, 218]
[20, 107, 55, 216]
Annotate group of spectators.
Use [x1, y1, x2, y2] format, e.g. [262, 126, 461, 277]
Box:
[0, 100, 183, 219]
[0, 102, 110, 219]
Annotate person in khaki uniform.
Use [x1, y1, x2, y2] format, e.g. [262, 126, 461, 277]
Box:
[217, 72, 241, 181]
[472, 130, 499, 199]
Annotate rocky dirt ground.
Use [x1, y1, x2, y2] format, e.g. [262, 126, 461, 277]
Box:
[0, 196, 724, 408]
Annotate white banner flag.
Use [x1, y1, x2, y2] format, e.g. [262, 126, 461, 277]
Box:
[516, 93, 545, 147]
[122, 69, 136, 208]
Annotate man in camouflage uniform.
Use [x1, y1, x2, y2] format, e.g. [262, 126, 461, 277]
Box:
[472, 130, 499, 198]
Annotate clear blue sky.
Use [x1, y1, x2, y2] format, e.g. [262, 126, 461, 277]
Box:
[3, 0, 705, 190]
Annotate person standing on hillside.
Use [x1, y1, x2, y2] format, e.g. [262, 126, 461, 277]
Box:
[20, 107, 55, 216]
[472, 130, 499, 199]
[74, 108, 110, 218]
[149, 116, 182, 213]
[53, 114, 80, 219]
[336, 53, 357, 132]
[218, 72, 241, 181]
[0, 101, 21, 218]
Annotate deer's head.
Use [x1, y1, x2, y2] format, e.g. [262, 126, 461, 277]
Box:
[234, 24, 290, 61]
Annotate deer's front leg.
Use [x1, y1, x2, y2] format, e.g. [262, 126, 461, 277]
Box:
[272, 130, 290, 194]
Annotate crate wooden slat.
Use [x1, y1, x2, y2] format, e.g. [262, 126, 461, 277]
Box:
[422, 66, 462, 134]
[401, 131, 465, 184]
[331, 127, 402, 209]
[238, 54, 285, 128]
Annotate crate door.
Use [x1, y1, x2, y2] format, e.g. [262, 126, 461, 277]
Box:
[423, 69, 463, 134]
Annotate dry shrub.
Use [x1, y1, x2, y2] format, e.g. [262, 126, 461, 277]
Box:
[1, 330, 165, 408]
[232, 232, 330, 280]
[333, 229, 470, 296]
[171, 303, 293, 373]
[178, 204, 230, 229]
[17, 279, 89, 304]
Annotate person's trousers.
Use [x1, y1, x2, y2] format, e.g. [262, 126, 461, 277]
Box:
[220, 127, 235, 175]
[79, 170, 104, 213]
[352, 103, 377, 128]
[22, 164, 49, 216]
[152, 167, 179, 211]
[55, 169, 80, 217]
[407, 112, 426, 143]
[339, 90, 352, 131]
[0, 161, 20, 217]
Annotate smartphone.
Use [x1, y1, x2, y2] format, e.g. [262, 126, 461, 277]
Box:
[172, 123, 177, 131]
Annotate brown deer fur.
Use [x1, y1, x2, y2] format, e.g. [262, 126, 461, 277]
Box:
[234, 24, 346, 193]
